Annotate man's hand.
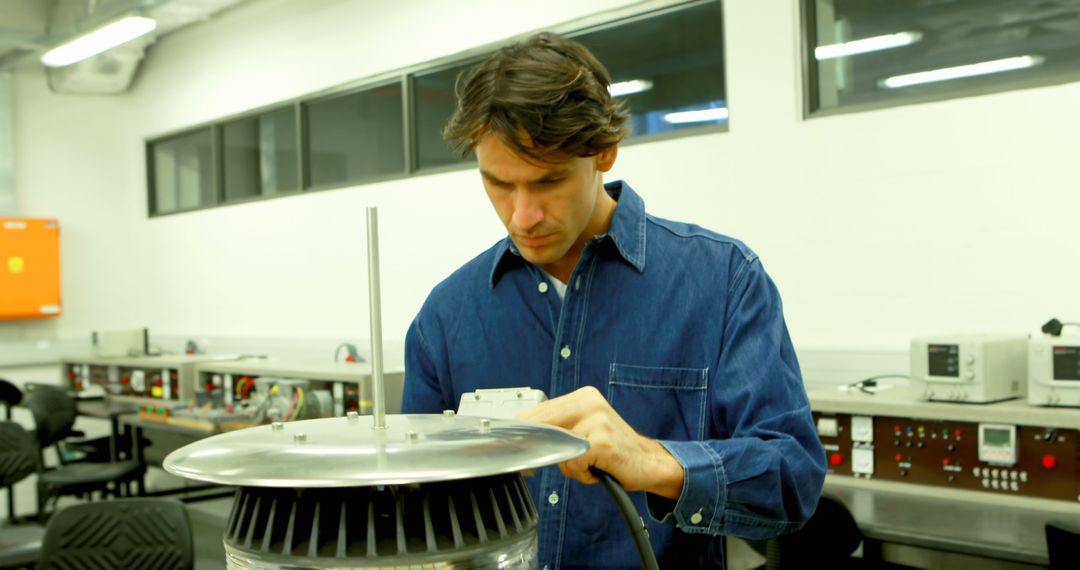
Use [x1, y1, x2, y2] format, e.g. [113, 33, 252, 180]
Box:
[516, 386, 685, 500]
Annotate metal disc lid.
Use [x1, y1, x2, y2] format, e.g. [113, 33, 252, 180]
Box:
[163, 413, 587, 487]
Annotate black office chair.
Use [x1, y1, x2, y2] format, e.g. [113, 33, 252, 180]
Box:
[750, 495, 915, 570]
[0, 421, 45, 569]
[0, 379, 26, 523]
[20, 382, 113, 464]
[0, 379, 22, 420]
[22, 385, 146, 520]
[38, 498, 194, 570]
[1046, 520, 1080, 570]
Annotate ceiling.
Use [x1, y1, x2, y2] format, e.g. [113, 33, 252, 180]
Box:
[0, 0, 250, 70]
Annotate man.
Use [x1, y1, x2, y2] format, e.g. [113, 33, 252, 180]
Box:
[403, 32, 825, 568]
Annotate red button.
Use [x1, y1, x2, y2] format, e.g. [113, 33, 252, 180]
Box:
[829, 453, 844, 466]
[895, 454, 904, 462]
[942, 458, 951, 466]
[1042, 455, 1057, 469]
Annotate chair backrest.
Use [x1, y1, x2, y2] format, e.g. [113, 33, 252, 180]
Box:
[1047, 521, 1080, 570]
[21, 385, 79, 450]
[39, 498, 194, 570]
[0, 378, 23, 420]
[0, 421, 37, 487]
[766, 495, 863, 569]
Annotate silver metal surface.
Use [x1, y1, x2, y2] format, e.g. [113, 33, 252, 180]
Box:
[224, 535, 537, 569]
[366, 207, 386, 429]
[163, 414, 588, 487]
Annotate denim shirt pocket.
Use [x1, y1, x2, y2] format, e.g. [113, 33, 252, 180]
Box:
[608, 363, 709, 441]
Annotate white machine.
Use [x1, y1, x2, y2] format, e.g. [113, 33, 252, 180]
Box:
[457, 387, 547, 419]
[1028, 334, 1080, 407]
[92, 327, 147, 357]
[911, 334, 1028, 403]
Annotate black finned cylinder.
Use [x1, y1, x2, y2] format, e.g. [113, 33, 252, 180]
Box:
[223, 473, 538, 569]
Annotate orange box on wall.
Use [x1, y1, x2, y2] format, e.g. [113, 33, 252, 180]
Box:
[0, 218, 62, 320]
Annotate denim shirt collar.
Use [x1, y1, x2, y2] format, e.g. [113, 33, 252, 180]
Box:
[489, 179, 647, 288]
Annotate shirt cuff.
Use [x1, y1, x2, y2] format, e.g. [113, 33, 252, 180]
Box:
[647, 440, 727, 535]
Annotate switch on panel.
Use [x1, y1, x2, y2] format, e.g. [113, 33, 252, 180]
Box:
[851, 416, 874, 443]
[852, 447, 874, 475]
[817, 417, 839, 437]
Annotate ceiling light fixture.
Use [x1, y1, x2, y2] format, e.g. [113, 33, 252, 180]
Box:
[816, 31, 923, 60]
[40, 16, 157, 68]
[663, 107, 729, 124]
[879, 55, 1044, 88]
[608, 79, 654, 97]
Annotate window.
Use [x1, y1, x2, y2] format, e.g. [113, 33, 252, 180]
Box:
[413, 62, 479, 171]
[304, 82, 405, 188]
[149, 129, 214, 214]
[804, 0, 1080, 114]
[222, 107, 299, 202]
[575, 0, 727, 137]
[147, 1, 728, 216]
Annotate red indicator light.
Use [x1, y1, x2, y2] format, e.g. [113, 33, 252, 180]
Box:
[829, 453, 844, 466]
[1042, 455, 1057, 470]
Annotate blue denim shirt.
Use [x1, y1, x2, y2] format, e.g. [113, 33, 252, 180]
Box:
[403, 181, 826, 569]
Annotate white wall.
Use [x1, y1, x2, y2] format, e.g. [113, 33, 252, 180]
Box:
[8, 0, 1080, 373]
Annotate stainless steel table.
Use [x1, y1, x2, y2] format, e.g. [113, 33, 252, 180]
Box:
[825, 475, 1080, 566]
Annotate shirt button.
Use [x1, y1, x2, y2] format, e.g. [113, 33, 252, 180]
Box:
[690, 511, 703, 525]
[538, 282, 549, 293]
[548, 491, 559, 506]
[560, 346, 571, 359]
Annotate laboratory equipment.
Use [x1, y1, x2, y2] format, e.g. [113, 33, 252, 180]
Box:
[911, 334, 1028, 403]
[1028, 334, 1080, 407]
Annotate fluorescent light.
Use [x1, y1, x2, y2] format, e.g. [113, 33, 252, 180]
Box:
[879, 55, 1044, 88]
[41, 16, 157, 67]
[608, 79, 653, 97]
[663, 107, 729, 124]
[815, 31, 923, 60]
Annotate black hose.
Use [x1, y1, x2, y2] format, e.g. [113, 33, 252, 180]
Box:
[590, 467, 660, 570]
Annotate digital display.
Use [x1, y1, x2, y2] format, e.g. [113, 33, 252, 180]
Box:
[1053, 346, 1080, 381]
[983, 428, 1011, 447]
[928, 344, 960, 377]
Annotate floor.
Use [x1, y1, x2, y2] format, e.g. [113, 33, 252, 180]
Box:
[188, 497, 230, 569]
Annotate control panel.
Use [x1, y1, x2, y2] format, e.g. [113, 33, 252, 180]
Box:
[64, 361, 184, 401]
[814, 412, 1080, 502]
[197, 372, 367, 418]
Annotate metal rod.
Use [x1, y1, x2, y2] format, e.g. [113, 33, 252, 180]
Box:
[366, 207, 387, 429]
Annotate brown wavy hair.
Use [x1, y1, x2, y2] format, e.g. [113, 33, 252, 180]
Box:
[443, 32, 629, 161]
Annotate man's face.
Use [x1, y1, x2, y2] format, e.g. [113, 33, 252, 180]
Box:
[476, 133, 617, 276]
